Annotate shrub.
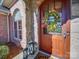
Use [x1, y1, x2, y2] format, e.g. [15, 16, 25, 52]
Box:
[0, 44, 9, 59]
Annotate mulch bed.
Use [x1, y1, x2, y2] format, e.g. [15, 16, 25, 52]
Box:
[6, 42, 22, 59]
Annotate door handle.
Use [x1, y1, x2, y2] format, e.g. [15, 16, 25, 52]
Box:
[63, 32, 67, 39]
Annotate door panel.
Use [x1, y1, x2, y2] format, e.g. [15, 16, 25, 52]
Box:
[39, 20, 52, 53]
[65, 33, 70, 59]
[52, 35, 64, 57]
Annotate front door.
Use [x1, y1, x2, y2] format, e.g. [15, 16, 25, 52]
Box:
[39, 0, 70, 58]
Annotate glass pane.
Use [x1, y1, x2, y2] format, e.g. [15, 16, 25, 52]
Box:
[72, 0, 79, 19]
[0, 0, 3, 5]
[19, 30, 22, 39]
[18, 20, 22, 39]
[14, 11, 22, 21]
[18, 20, 22, 29]
[14, 22, 17, 38]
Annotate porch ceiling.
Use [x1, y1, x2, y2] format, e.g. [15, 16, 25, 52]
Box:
[2, 0, 18, 8]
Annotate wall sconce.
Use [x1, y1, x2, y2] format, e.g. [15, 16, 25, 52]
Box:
[23, 41, 38, 59]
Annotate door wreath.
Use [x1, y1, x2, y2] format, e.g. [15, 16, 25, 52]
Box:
[44, 10, 61, 33]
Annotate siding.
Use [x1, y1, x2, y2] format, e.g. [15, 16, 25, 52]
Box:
[71, 18, 79, 59]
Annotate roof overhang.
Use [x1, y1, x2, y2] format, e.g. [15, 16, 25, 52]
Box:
[0, 6, 9, 15]
[2, 0, 18, 9]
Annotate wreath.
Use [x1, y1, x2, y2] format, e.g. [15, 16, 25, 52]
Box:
[44, 10, 60, 32]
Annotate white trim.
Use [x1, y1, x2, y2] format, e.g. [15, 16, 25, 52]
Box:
[0, 11, 8, 15]
[7, 14, 10, 42]
[34, 11, 39, 44]
[0, 9, 9, 13]
[14, 37, 21, 41]
[13, 20, 22, 41]
[13, 17, 15, 39]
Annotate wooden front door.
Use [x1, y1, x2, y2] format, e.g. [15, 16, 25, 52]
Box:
[39, 0, 70, 58]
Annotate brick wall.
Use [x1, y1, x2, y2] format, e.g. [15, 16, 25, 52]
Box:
[0, 14, 8, 43]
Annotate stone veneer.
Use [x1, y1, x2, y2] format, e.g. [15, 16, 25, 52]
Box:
[10, 0, 38, 49]
[10, 0, 26, 48]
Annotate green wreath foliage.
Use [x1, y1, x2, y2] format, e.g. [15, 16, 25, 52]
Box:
[48, 11, 60, 22]
[44, 10, 60, 32]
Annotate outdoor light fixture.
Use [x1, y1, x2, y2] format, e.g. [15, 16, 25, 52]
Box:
[23, 41, 38, 59]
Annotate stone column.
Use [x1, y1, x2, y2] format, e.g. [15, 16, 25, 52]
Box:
[23, 0, 35, 43]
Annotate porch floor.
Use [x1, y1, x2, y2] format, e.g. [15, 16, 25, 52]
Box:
[6, 42, 22, 59]
[6, 42, 57, 59]
[35, 52, 55, 59]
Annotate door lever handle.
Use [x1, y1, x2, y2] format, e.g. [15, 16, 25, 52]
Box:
[63, 32, 67, 39]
